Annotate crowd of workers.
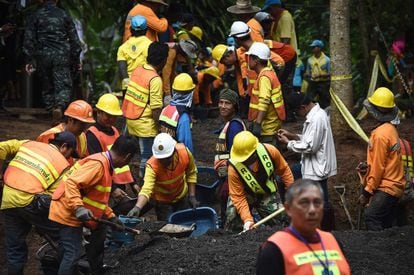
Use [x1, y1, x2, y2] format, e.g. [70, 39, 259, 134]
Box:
[0, 0, 413, 274]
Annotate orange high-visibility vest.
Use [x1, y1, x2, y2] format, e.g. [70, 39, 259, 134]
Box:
[400, 138, 414, 181]
[122, 65, 159, 119]
[52, 153, 113, 229]
[248, 67, 286, 122]
[146, 144, 190, 203]
[268, 229, 350, 275]
[4, 141, 70, 194]
[37, 123, 88, 159]
[87, 126, 134, 184]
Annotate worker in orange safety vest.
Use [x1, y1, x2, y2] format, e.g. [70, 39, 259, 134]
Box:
[122, 42, 169, 177]
[127, 133, 198, 221]
[0, 131, 78, 275]
[193, 66, 222, 107]
[37, 99, 95, 162]
[49, 135, 139, 274]
[87, 93, 137, 215]
[257, 179, 350, 275]
[246, 42, 285, 146]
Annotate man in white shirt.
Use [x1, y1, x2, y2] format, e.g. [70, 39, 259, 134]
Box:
[277, 91, 337, 230]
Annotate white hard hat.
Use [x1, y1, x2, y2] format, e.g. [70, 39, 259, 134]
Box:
[229, 21, 251, 38]
[152, 133, 177, 159]
[246, 42, 270, 60]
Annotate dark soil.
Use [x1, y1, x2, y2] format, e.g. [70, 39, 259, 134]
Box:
[110, 225, 414, 274]
[1, 111, 414, 274]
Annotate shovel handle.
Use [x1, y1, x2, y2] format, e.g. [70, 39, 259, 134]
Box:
[92, 217, 141, 235]
[252, 207, 285, 229]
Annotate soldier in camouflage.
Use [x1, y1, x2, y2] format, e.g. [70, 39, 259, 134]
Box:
[23, 0, 81, 123]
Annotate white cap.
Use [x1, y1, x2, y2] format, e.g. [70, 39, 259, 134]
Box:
[246, 42, 271, 60]
[152, 133, 177, 159]
[229, 21, 251, 38]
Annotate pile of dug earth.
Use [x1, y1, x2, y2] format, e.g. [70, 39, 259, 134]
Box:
[110, 225, 414, 274]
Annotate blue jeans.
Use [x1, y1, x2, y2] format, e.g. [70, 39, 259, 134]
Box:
[365, 190, 399, 231]
[57, 224, 83, 275]
[137, 136, 154, 177]
[3, 197, 60, 275]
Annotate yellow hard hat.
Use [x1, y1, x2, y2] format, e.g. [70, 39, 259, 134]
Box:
[172, 73, 195, 92]
[96, 93, 123, 116]
[190, 26, 203, 41]
[230, 131, 258, 163]
[212, 44, 228, 63]
[368, 87, 396, 108]
[201, 66, 221, 79]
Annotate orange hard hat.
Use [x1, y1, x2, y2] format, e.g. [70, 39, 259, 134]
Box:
[64, 100, 96, 123]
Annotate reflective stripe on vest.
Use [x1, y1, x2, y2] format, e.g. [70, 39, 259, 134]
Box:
[248, 67, 286, 121]
[146, 144, 190, 203]
[159, 105, 180, 139]
[267, 229, 351, 275]
[122, 65, 158, 119]
[400, 138, 414, 179]
[81, 153, 112, 229]
[87, 126, 134, 184]
[215, 118, 246, 157]
[4, 141, 70, 194]
[77, 132, 88, 158]
[229, 143, 276, 194]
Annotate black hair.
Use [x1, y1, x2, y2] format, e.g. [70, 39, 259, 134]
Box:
[111, 135, 139, 158]
[237, 35, 251, 42]
[147, 42, 169, 66]
[285, 179, 324, 205]
[286, 92, 312, 110]
[131, 28, 147, 37]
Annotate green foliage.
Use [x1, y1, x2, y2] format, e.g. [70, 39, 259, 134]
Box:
[57, 0, 414, 104]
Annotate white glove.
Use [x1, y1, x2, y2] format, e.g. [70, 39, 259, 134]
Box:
[122, 78, 130, 90]
[243, 220, 254, 232]
[163, 95, 172, 106]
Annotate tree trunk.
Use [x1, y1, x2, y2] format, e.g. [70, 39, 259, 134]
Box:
[330, 0, 353, 136]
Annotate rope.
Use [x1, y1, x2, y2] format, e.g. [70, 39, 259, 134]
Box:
[367, 3, 412, 97]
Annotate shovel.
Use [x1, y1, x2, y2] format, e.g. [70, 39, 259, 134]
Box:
[238, 207, 285, 235]
[334, 185, 354, 230]
[93, 217, 195, 238]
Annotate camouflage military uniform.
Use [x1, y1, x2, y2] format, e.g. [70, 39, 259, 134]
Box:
[225, 191, 285, 232]
[23, 1, 81, 112]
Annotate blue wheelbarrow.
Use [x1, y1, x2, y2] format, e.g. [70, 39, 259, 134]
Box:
[168, 207, 218, 237]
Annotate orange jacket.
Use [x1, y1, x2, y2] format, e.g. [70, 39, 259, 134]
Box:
[365, 123, 405, 197]
[268, 229, 350, 275]
[263, 39, 296, 62]
[4, 141, 70, 194]
[122, 65, 159, 119]
[193, 72, 212, 105]
[247, 18, 264, 42]
[248, 67, 285, 122]
[228, 143, 293, 223]
[37, 123, 88, 160]
[123, 3, 168, 42]
[49, 153, 114, 228]
[146, 144, 190, 203]
[87, 126, 134, 184]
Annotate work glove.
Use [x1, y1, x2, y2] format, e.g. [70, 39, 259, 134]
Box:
[121, 78, 130, 90]
[127, 205, 141, 217]
[243, 220, 254, 232]
[109, 216, 125, 232]
[75, 207, 93, 222]
[188, 195, 200, 209]
[251, 122, 262, 138]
